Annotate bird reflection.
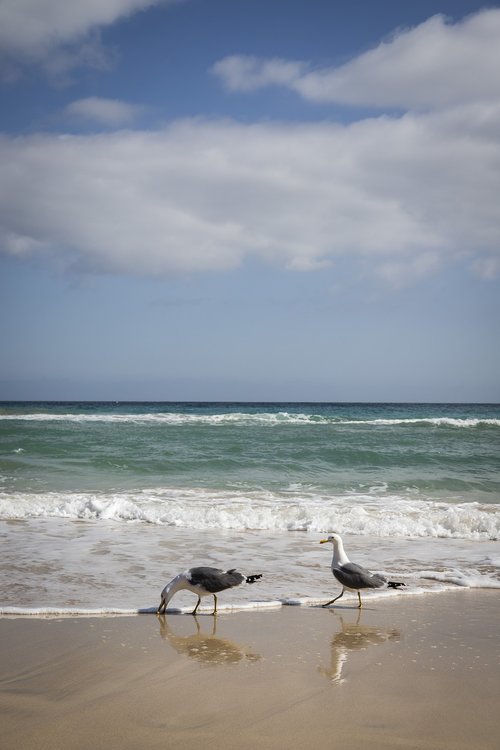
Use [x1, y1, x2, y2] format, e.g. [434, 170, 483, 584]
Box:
[318, 611, 400, 683]
[157, 614, 261, 666]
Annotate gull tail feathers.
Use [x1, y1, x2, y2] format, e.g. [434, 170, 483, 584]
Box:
[246, 574, 263, 584]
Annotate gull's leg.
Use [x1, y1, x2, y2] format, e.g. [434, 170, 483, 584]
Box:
[322, 589, 344, 608]
[357, 591, 363, 608]
[212, 594, 218, 615]
[192, 596, 201, 615]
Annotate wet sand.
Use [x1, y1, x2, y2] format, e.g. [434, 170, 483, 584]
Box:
[1, 590, 499, 750]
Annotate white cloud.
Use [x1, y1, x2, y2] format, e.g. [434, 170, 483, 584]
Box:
[211, 56, 305, 92]
[472, 256, 500, 280]
[1, 106, 499, 283]
[65, 97, 144, 126]
[0, 0, 171, 78]
[213, 9, 500, 110]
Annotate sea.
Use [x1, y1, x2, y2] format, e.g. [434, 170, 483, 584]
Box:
[1, 401, 499, 616]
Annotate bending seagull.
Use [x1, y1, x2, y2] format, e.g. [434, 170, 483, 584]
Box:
[157, 566, 263, 615]
[320, 533, 405, 608]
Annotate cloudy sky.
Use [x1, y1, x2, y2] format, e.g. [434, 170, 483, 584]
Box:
[1, 0, 499, 402]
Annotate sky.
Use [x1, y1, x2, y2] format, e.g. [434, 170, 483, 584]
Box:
[0, 0, 499, 402]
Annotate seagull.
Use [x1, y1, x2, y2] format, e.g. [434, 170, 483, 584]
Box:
[157, 566, 263, 615]
[320, 533, 405, 608]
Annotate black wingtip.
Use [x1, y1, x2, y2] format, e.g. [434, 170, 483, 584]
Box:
[246, 574, 263, 584]
[387, 581, 406, 589]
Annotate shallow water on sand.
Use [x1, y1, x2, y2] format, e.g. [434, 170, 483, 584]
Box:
[1, 402, 499, 614]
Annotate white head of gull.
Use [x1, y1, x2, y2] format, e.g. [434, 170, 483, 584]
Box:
[157, 566, 263, 615]
[319, 532, 404, 608]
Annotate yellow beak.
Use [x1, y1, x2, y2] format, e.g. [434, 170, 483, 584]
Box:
[319, 539, 329, 544]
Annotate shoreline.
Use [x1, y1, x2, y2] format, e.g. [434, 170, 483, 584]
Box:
[1, 575, 498, 617]
[2, 590, 499, 750]
[2, 518, 499, 615]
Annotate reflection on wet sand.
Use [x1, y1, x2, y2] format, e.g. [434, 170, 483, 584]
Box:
[318, 611, 400, 683]
[157, 614, 261, 666]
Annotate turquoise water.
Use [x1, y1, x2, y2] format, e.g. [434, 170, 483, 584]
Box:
[1, 401, 499, 499]
[0, 402, 499, 613]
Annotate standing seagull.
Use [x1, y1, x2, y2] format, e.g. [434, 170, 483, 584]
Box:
[157, 566, 263, 615]
[320, 533, 404, 608]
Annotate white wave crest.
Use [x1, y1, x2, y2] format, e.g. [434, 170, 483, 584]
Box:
[1, 488, 498, 540]
[346, 417, 500, 428]
[1, 411, 499, 427]
[418, 570, 500, 589]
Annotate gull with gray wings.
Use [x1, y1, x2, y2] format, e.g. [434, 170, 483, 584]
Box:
[320, 533, 405, 608]
[157, 566, 263, 615]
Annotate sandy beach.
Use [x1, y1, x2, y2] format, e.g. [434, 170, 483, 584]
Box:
[1, 590, 499, 750]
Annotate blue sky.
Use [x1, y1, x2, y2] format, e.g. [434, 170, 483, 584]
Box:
[1, 0, 499, 402]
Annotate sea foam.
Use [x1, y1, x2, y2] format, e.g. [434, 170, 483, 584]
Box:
[1, 411, 499, 427]
[1, 487, 498, 539]
[0, 586, 486, 619]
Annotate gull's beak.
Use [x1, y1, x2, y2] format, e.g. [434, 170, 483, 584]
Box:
[319, 539, 329, 544]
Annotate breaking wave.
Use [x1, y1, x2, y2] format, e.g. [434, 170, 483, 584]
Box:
[1, 411, 499, 428]
[1, 487, 498, 540]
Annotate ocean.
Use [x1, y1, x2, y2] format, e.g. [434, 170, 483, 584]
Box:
[1, 401, 499, 615]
